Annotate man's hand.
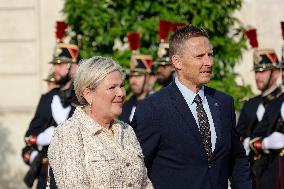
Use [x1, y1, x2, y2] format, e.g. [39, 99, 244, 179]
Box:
[262, 131, 284, 150]
[243, 137, 250, 155]
[37, 126, 55, 146]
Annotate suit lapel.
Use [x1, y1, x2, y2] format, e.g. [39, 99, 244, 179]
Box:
[167, 82, 204, 146]
[204, 87, 222, 155]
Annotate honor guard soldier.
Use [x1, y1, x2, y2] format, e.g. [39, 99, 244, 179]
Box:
[154, 20, 175, 88]
[237, 28, 283, 189]
[22, 21, 80, 189]
[119, 32, 153, 124]
[247, 22, 284, 189]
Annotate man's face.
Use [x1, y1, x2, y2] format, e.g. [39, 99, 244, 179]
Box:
[255, 69, 280, 92]
[172, 36, 213, 91]
[157, 64, 174, 84]
[129, 74, 149, 95]
[53, 63, 70, 81]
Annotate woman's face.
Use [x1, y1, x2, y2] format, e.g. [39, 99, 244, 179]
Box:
[91, 71, 126, 120]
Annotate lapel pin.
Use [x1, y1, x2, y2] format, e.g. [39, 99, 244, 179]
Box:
[214, 102, 219, 107]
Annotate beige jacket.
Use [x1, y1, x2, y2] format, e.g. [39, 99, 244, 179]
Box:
[48, 107, 153, 189]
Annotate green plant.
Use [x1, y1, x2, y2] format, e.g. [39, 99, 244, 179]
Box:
[63, 0, 253, 110]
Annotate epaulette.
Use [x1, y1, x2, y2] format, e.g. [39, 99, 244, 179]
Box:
[265, 86, 283, 102]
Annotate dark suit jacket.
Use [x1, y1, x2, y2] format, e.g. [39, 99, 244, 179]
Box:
[236, 95, 262, 139]
[131, 82, 251, 189]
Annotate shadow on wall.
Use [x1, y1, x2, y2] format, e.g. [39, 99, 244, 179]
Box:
[0, 123, 27, 189]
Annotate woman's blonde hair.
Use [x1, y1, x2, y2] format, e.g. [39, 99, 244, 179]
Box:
[74, 56, 125, 105]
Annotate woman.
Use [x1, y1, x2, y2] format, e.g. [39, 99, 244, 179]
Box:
[48, 56, 153, 189]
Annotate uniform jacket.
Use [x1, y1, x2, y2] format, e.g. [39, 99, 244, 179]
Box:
[25, 88, 60, 137]
[22, 87, 75, 189]
[237, 95, 262, 139]
[131, 81, 251, 189]
[253, 92, 284, 138]
[251, 92, 284, 189]
[48, 107, 153, 189]
[237, 86, 283, 139]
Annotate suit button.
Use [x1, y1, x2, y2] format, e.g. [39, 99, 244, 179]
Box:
[126, 162, 130, 167]
[127, 183, 133, 187]
[208, 164, 212, 169]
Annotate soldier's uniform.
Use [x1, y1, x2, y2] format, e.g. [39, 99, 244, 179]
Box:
[237, 51, 283, 189]
[249, 91, 284, 189]
[22, 43, 79, 189]
[237, 49, 283, 189]
[237, 49, 282, 139]
[119, 53, 153, 124]
[237, 29, 282, 140]
[247, 32, 284, 189]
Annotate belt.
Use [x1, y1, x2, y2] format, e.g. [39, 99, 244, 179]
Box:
[42, 157, 49, 164]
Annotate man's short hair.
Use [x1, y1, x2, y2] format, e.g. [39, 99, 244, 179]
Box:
[169, 25, 209, 60]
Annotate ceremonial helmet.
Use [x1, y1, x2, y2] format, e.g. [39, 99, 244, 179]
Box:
[126, 32, 153, 76]
[253, 49, 280, 72]
[245, 28, 280, 72]
[49, 21, 80, 65]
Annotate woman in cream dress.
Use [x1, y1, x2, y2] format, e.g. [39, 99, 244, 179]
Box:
[48, 56, 153, 189]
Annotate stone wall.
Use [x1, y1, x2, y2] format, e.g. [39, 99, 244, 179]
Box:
[0, 0, 63, 188]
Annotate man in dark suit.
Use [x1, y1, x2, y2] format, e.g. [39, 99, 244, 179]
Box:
[131, 25, 251, 189]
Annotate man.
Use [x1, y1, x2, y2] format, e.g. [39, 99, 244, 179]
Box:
[131, 25, 251, 189]
[119, 54, 153, 124]
[155, 42, 175, 87]
[249, 92, 284, 189]
[237, 49, 282, 143]
[22, 43, 79, 189]
[247, 46, 284, 189]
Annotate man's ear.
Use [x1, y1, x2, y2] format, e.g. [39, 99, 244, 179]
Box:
[171, 54, 182, 70]
[82, 87, 93, 105]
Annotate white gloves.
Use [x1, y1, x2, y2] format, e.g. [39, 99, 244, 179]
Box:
[281, 102, 284, 120]
[51, 95, 71, 125]
[29, 150, 39, 164]
[262, 131, 284, 150]
[37, 126, 55, 146]
[256, 104, 265, 122]
[243, 137, 250, 156]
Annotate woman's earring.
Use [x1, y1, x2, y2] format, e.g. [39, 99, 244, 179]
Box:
[89, 100, 92, 113]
